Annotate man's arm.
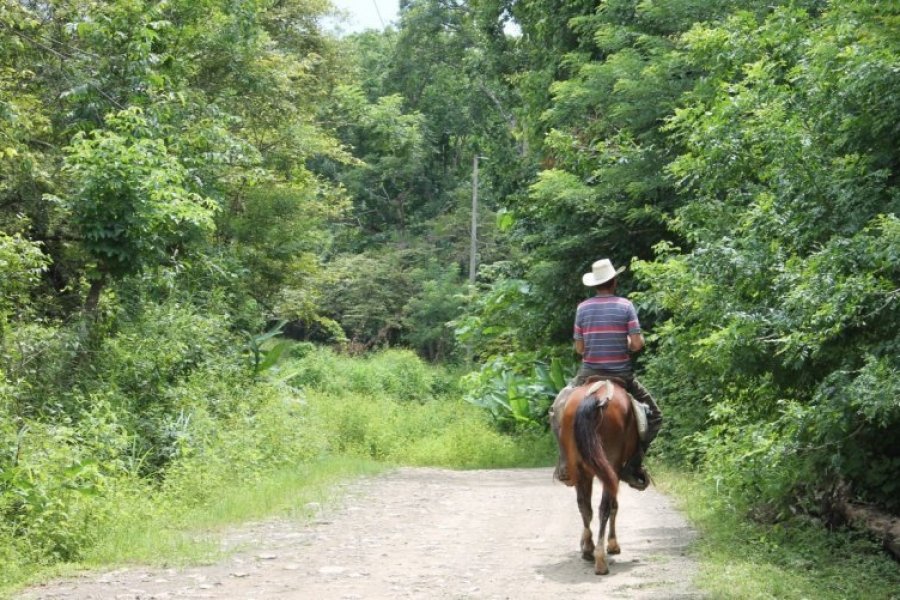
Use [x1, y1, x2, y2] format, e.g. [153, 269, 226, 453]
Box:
[627, 333, 645, 353]
[575, 339, 585, 355]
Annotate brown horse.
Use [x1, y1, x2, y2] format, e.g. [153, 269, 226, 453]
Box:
[557, 378, 642, 575]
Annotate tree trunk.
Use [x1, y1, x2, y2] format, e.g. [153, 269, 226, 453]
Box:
[84, 277, 105, 314]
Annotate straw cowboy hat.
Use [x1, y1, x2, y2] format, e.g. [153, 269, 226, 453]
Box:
[582, 259, 626, 287]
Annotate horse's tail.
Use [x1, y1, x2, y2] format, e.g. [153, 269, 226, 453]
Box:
[573, 393, 618, 497]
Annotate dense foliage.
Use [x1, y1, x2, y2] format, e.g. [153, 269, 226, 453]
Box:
[0, 0, 496, 584]
[469, 0, 899, 517]
[634, 1, 900, 514]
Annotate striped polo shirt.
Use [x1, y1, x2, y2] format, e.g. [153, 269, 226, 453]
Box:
[573, 294, 641, 372]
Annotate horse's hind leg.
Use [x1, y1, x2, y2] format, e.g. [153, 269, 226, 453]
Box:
[576, 475, 594, 561]
[594, 490, 612, 575]
[606, 494, 620, 555]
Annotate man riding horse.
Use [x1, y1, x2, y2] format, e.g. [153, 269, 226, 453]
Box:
[552, 258, 663, 490]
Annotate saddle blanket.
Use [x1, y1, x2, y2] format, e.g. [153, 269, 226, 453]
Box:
[551, 381, 650, 442]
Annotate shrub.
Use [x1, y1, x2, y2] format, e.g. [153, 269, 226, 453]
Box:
[0, 341, 546, 591]
[1, 420, 115, 563]
[87, 302, 243, 473]
[303, 383, 552, 469]
[403, 410, 553, 469]
[461, 352, 574, 432]
[289, 346, 439, 401]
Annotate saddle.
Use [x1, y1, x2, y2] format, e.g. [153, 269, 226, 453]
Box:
[553, 378, 650, 442]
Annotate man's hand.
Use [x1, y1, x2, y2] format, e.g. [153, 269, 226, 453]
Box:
[627, 333, 645, 353]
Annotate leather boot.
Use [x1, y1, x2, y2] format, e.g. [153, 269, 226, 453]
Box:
[620, 416, 661, 491]
[619, 447, 650, 491]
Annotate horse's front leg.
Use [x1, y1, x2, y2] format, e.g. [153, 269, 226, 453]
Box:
[594, 490, 612, 575]
[606, 494, 620, 555]
[575, 474, 594, 561]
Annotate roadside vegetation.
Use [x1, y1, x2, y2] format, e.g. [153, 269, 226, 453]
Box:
[1, 343, 550, 593]
[655, 465, 900, 600]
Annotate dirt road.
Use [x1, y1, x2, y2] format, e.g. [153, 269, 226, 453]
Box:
[20, 468, 704, 599]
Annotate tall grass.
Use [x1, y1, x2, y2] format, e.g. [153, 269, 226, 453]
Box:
[84, 457, 385, 567]
[1, 345, 552, 596]
[653, 464, 900, 600]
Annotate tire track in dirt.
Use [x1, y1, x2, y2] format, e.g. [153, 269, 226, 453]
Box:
[19, 468, 705, 599]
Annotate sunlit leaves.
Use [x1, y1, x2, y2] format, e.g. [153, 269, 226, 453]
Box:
[635, 0, 900, 510]
[0, 233, 49, 322]
[59, 108, 217, 278]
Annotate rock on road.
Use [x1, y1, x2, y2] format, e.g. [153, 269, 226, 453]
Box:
[20, 468, 704, 600]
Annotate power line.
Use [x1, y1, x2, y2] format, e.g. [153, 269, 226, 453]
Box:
[371, 0, 385, 27]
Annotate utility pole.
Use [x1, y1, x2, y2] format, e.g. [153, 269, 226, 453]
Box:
[470, 155, 483, 284]
[467, 154, 484, 365]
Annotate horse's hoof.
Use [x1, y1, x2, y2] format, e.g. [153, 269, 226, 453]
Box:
[595, 564, 609, 575]
[581, 550, 595, 561]
[607, 542, 621, 555]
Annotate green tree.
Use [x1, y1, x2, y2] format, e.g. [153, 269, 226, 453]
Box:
[57, 108, 216, 311]
[634, 0, 900, 511]
[492, 0, 771, 345]
[321, 84, 428, 240]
